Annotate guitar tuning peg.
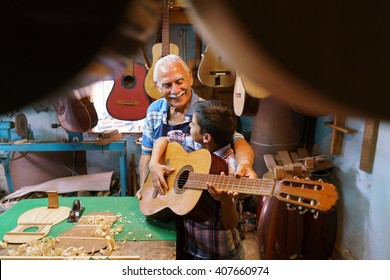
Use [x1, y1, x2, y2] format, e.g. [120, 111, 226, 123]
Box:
[311, 210, 319, 219]
[286, 203, 297, 211]
[299, 208, 308, 215]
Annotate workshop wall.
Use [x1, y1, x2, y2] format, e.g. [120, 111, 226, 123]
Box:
[313, 116, 390, 260]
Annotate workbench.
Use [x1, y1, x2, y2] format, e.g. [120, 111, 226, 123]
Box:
[0, 196, 176, 260]
[0, 140, 128, 196]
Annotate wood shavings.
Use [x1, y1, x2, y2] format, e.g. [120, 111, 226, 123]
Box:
[99, 235, 118, 255]
[6, 237, 90, 257]
[0, 240, 8, 249]
[5, 213, 122, 257]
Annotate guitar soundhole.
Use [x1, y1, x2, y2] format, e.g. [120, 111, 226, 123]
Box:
[122, 75, 136, 89]
[174, 165, 193, 194]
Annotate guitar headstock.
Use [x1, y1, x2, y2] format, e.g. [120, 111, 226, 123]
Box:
[274, 178, 339, 214]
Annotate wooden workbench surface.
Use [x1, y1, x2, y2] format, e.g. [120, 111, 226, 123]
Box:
[0, 196, 176, 260]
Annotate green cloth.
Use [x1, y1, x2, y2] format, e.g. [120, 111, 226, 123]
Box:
[0, 196, 176, 242]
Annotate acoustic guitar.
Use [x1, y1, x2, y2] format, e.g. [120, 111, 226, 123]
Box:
[187, 33, 214, 100]
[57, 88, 98, 133]
[233, 71, 259, 116]
[197, 44, 236, 88]
[241, 74, 271, 99]
[106, 59, 150, 120]
[144, 0, 179, 100]
[139, 142, 339, 221]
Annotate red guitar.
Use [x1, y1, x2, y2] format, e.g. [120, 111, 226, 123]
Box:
[106, 60, 150, 120]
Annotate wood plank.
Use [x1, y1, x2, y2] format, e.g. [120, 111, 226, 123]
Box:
[277, 150, 293, 164]
[297, 147, 310, 158]
[263, 154, 277, 173]
[290, 152, 299, 162]
[359, 119, 380, 173]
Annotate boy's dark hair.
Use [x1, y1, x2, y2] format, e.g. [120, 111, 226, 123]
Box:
[193, 100, 238, 147]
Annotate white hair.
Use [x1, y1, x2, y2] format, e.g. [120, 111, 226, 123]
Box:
[153, 54, 191, 83]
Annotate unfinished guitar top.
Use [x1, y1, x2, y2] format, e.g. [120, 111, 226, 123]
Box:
[4, 206, 71, 244]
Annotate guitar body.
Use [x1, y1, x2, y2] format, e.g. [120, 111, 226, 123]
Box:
[139, 142, 227, 222]
[233, 71, 260, 116]
[197, 44, 236, 88]
[241, 75, 271, 99]
[106, 62, 150, 120]
[187, 35, 214, 100]
[257, 196, 304, 259]
[57, 91, 98, 133]
[144, 42, 180, 100]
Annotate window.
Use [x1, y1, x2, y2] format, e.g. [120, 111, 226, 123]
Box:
[90, 80, 145, 134]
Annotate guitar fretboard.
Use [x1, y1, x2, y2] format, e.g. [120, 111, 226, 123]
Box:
[183, 172, 276, 196]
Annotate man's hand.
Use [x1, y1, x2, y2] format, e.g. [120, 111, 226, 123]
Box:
[235, 162, 257, 179]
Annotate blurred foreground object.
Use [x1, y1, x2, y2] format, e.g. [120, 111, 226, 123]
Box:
[186, 0, 390, 119]
[1, 0, 161, 113]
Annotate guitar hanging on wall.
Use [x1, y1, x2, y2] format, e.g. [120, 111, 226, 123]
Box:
[197, 44, 236, 88]
[144, 0, 179, 100]
[233, 71, 259, 116]
[106, 57, 150, 121]
[57, 88, 98, 133]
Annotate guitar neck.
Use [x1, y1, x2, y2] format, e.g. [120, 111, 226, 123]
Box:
[161, 0, 171, 56]
[185, 172, 275, 196]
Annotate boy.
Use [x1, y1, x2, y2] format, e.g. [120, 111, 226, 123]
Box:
[146, 99, 244, 260]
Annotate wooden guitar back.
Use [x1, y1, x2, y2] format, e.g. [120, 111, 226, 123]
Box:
[4, 206, 71, 244]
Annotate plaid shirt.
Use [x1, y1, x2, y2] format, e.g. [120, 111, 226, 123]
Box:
[183, 144, 245, 260]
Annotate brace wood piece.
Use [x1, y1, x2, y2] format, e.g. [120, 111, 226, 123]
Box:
[292, 162, 304, 177]
[47, 190, 59, 209]
[290, 152, 299, 162]
[274, 166, 285, 180]
[277, 150, 293, 164]
[297, 147, 310, 158]
[305, 158, 315, 169]
[263, 154, 277, 173]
